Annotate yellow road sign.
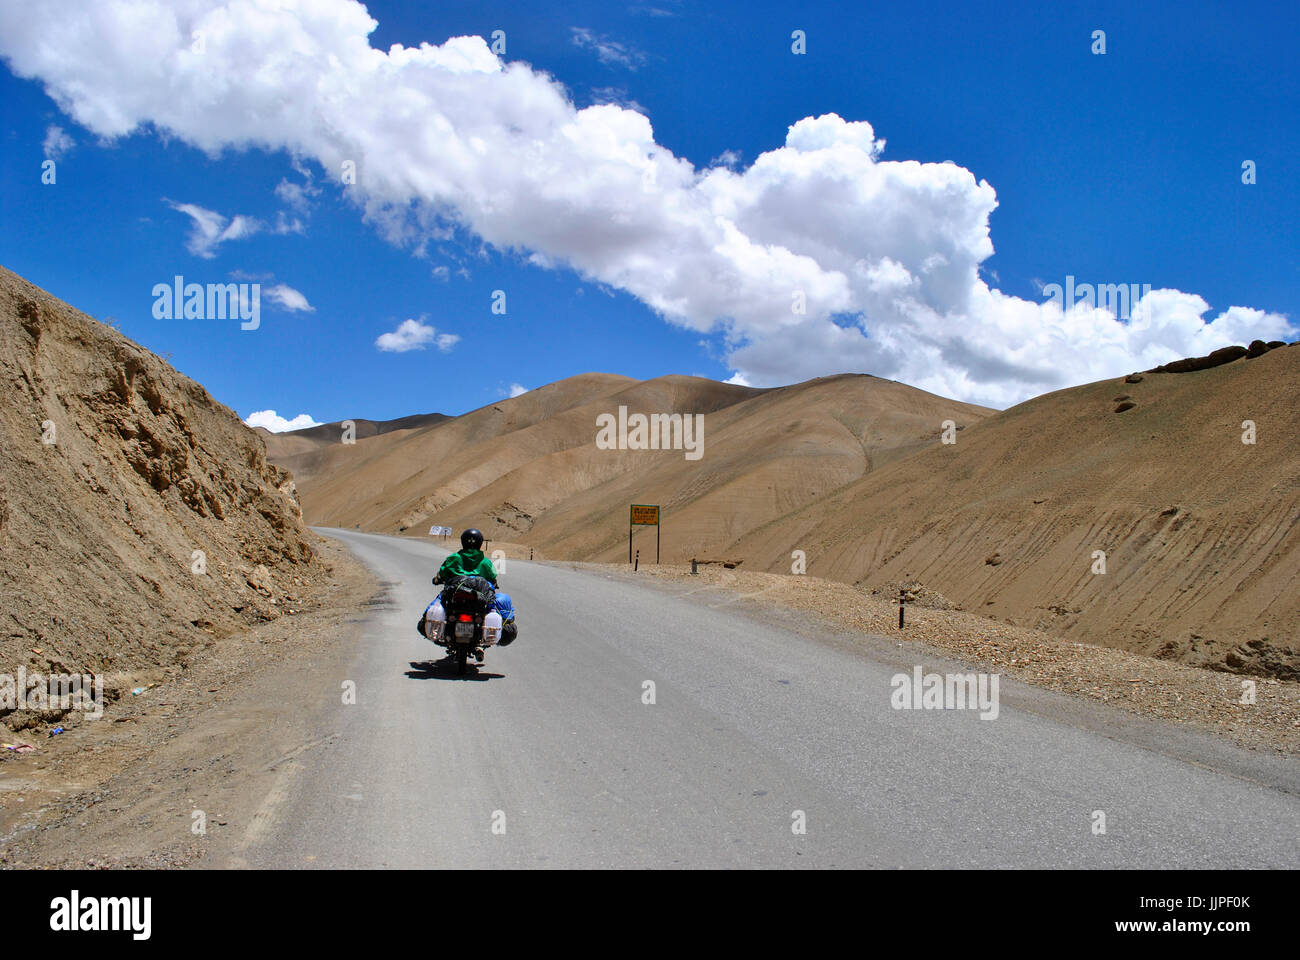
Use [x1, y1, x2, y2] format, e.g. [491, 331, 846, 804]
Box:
[630, 504, 660, 526]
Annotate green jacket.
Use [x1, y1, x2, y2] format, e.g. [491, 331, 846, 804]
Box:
[438, 548, 498, 585]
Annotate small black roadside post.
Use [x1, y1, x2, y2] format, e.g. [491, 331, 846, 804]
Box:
[690, 558, 698, 575]
[899, 587, 906, 629]
[634, 549, 640, 572]
[529, 548, 534, 560]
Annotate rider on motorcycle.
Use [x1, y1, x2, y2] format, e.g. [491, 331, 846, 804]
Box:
[430, 528, 517, 645]
[433, 528, 497, 586]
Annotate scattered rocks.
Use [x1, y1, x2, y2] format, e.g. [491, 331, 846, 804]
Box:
[1124, 373, 1144, 383]
[1146, 339, 1287, 374]
[245, 564, 273, 596]
[1149, 344, 1248, 374]
[1114, 399, 1137, 413]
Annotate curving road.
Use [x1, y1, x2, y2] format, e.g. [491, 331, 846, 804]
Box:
[233, 528, 1300, 869]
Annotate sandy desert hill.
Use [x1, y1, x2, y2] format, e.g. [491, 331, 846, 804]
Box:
[728, 344, 1300, 678]
[272, 339, 1300, 680]
[518, 373, 994, 562]
[257, 412, 449, 482]
[276, 371, 993, 560]
[0, 266, 324, 690]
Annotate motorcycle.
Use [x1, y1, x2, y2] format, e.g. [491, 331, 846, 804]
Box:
[421, 576, 502, 675]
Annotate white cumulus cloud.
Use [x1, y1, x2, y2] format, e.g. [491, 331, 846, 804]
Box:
[244, 410, 321, 432]
[375, 317, 458, 353]
[0, 1, 1291, 406]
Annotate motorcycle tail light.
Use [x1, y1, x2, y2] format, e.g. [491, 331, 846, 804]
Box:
[458, 613, 473, 622]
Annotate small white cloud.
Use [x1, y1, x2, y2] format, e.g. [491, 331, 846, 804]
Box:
[244, 410, 321, 432]
[376, 317, 459, 353]
[710, 149, 742, 169]
[275, 179, 309, 210]
[272, 160, 317, 232]
[431, 265, 450, 282]
[570, 27, 645, 69]
[274, 164, 319, 214]
[42, 124, 73, 161]
[508, 383, 529, 397]
[633, 2, 681, 15]
[273, 211, 306, 235]
[264, 283, 314, 312]
[724, 372, 751, 386]
[165, 199, 263, 258]
[377, 318, 433, 352]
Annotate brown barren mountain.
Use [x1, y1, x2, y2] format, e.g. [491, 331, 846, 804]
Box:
[275, 344, 1300, 680]
[0, 266, 325, 700]
[257, 413, 449, 484]
[275, 371, 992, 563]
[729, 345, 1300, 679]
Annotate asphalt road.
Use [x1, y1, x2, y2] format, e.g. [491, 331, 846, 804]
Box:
[237, 529, 1300, 869]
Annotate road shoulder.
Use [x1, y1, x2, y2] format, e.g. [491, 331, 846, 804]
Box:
[0, 535, 378, 869]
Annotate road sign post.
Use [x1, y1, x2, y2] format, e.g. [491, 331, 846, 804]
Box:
[629, 504, 661, 565]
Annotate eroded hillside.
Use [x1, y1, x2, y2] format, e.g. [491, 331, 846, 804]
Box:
[0, 266, 326, 695]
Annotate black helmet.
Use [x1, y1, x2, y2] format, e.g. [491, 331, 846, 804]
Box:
[460, 528, 484, 550]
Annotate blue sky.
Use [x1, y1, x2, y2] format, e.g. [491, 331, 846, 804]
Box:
[0, 0, 1295, 425]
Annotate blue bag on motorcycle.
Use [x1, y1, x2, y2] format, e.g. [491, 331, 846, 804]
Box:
[493, 591, 517, 645]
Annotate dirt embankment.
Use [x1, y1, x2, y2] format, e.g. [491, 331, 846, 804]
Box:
[0, 265, 331, 736]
